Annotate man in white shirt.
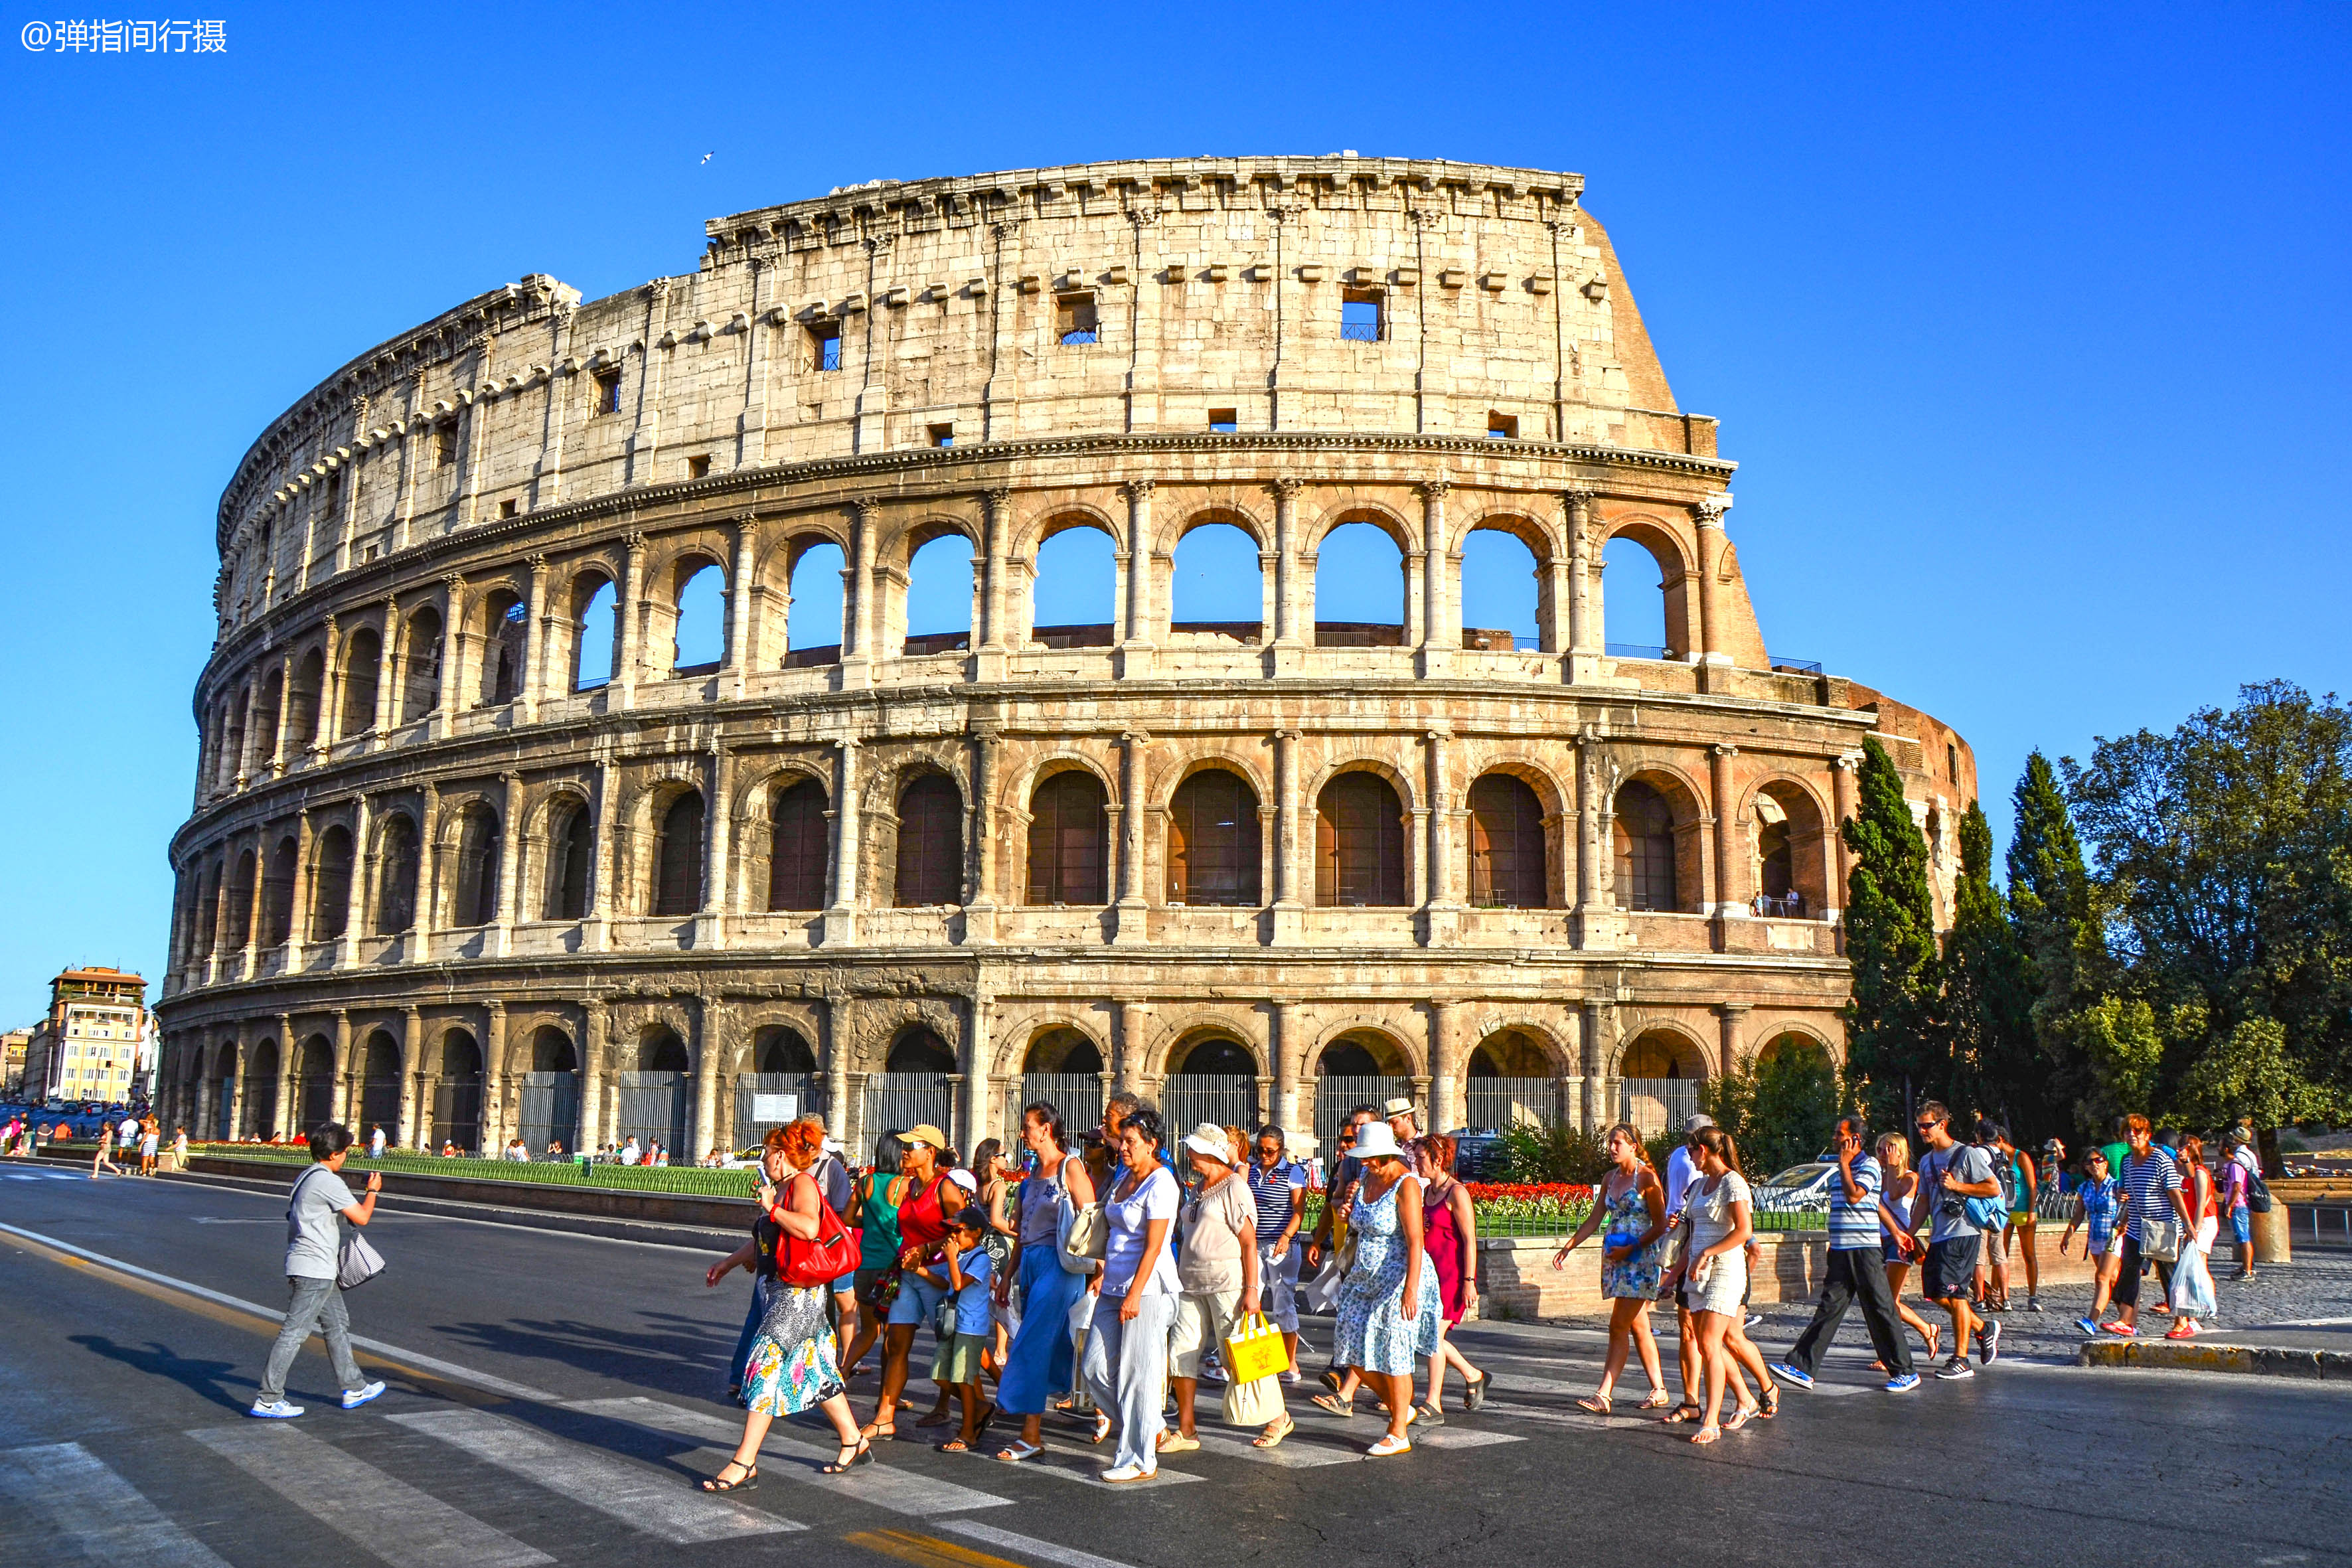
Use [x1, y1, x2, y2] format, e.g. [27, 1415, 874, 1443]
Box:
[1665, 1114, 1711, 1218]
[368, 1125, 387, 1159]
[619, 1137, 642, 1166]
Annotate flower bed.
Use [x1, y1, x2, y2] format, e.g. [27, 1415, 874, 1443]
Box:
[1463, 1182, 1595, 1236]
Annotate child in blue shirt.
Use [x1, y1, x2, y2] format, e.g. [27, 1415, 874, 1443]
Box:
[913, 1207, 994, 1450]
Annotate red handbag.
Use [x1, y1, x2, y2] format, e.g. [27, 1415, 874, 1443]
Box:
[779, 1180, 860, 1287]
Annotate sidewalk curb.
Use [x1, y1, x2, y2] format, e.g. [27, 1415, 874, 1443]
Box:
[2078, 1340, 2352, 1380]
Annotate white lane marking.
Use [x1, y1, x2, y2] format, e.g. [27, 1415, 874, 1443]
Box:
[0, 1442, 234, 1568]
[1411, 1427, 1524, 1450]
[387, 1408, 799, 1542]
[1032, 1440, 1203, 1489]
[939, 1518, 1142, 1568]
[0, 1220, 560, 1403]
[1185, 1430, 1356, 1467]
[565, 1396, 1010, 1515]
[189, 1423, 551, 1568]
[1472, 1398, 1614, 1430]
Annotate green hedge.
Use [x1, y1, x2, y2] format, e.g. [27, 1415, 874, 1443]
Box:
[175, 1144, 759, 1199]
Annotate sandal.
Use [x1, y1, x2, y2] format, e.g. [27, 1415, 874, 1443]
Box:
[1923, 1326, 1942, 1363]
[1310, 1393, 1356, 1419]
[820, 1439, 874, 1474]
[1690, 1424, 1721, 1446]
[935, 1439, 971, 1453]
[1757, 1387, 1779, 1420]
[994, 1439, 1042, 1463]
[700, 1460, 759, 1492]
[915, 1407, 953, 1429]
[858, 1421, 897, 1443]
[1660, 1402, 1705, 1425]
[1252, 1414, 1294, 1450]
[1636, 1389, 1674, 1410]
[1462, 1371, 1490, 1411]
[1087, 1412, 1113, 1445]
[1575, 1394, 1613, 1417]
[974, 1404, 998, 1440]
[1724, 1405, 1754, 1431]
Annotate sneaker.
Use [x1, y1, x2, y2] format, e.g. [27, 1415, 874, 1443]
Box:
[341, 1380, 386, 1410]
[1768, 1363, 1813, 1391]
[1934, 1356, 1975, 1381]
[1884, 1373, 1921, 1393]
[2075, 1316, 2102, 1338]
[1976, 1318, 2001, 1365]
[1744, 1313, 1764, 1329]
[247, 1399, 304, 1419]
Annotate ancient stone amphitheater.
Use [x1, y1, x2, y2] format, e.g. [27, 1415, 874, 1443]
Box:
[156, 156, 1973, 1162]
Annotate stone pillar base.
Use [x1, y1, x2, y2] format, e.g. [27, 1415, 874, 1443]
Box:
[2254, 1203, 2294, 1264]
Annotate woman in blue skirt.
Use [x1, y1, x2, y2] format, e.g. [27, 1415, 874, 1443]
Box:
[991, 1101, 1097, 1462]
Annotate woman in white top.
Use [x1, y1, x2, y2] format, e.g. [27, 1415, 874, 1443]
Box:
[1659, 1127, 1776, 1443]
[1079, 1107, 1179, 1482]
[1162, 1121, 1269, 1452]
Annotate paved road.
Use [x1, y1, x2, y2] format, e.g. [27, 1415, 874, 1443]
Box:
[2, 1164, 2349, 1568]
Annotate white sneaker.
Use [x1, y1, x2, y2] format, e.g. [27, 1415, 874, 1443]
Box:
[1279, 1370, 1300, 1385]
[247, 1399, 303, 1419]
[1100, 1462, 1156, 1483]
[342, 1381, 386, 1409]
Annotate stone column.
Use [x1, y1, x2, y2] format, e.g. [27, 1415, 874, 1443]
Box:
[579, 999, 607, 1152]
[1709, 744, 1743, 925]
[1268, 479, 1304, 672]
[482, 999, 508, 1152]
[1117, 480, 1156, 678]
[613, 532, 646, 708]
[285, 812, 314, 957]
[266, 651, 295, 777]
[314, 613, 342, 764]
[270, 1014, 295, 1139]
[1691, 495, 1729, 672]
[839, 502, 879, 688]
[1564, 485, 1602, 683]
[491, 771, 522, 957]
[1271, 1000, 1303, 1142]
[975, 488, 1012, 679]
[1429, 1000, 1464, 1135]
[1573, 728, 1604, 948]
[434, 574, 467, 738]
[1423, 729, 1457, 945]
[724, 516, 755, 699]
[1829, 753, 1859, 923]
[520, 553, 550, 723]
[961, 984, 994, 1156]
[1583, 998, 1613, 1134]
[584, 753, 617, 951]
[372, 596, 401, 742]
[398, 1007, 423, 1148]
[332, 1010, 355, 1127]
[965, 727, 1000, 945]
[414, 779, 440, 962]
[1715, 1003, 1748, 1081]
[698, 744, 732, 950]
[820, 996, 849, 1150]
[1270, 728, 1304, 943]
[339, 793, 372, 968]
[824, 736, 862, 946]
[1417, 480, 1452, 676]
[1113, 730, 1150, 944]
[1114, 999, 1149, 1094]
[692, 995, 724, 1161]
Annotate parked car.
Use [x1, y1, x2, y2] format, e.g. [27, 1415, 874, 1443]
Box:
[1443, 1130, 1513, 1182]
[1753, 1160, 1838, 1213]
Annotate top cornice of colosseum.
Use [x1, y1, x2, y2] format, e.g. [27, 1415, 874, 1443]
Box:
[699, 156, 1584, 253]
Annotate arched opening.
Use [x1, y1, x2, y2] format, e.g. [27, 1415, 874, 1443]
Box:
[1315, 771, 1407, 907]
[903, 531, 974, 654]
[254, 668, 283, 765]
[784, 541, 845, 666]
[1170, 521, 1263, 638]
[244, 1038, 279, 1138]
[672, 560, 725, 672]
[309, 825, 353, 941]
[289, 648, 325, 747]
[1468, 772, 1547, 908]
[1167, 768, 1261, 906]
[400, 606, 443, 722]
[1613, 779, 1689, 913]
[222, 696, 246, 787]
[1032, 523, 1117, 643]
[373, 815, 420, 935]
[338, 628, 381, 738]
[545, 800, 592, 921]
[1164, 1032, 1258, 1133]
[619, 1025, 689, 1157]
[1601, 532, 1684, 659]
[432, 1030, 483, 1152]
[1618, 1028, 1705, 1135]
[358, 1030, 402, 1137]
[571, 576, 618, 691]
[225, 849, 256, 948]
[893, 773, 963, 907]
[650, 791, 705, 917]
[867, 1024, 957, 1141]
[1458, 526, 1541, 652]
[480, 590, 528, 706]
[1751, 783, 1829, 919]
[297, 1036, 337, 1132]
[1314, 1030, 1410, 1148]
[886, 1025, 956, 1072]
[261, 836, 297, 947]
[1466, 1028, 1555, 1130]
[1313, 519, 1407, 647]
[1026, 769, 1109, 905]
[738, 1024, 819, 1148]
[1018, 1026, 1105, 1133]
[451, 805, 501, 928]
[195, 861, 220, 954]
[517, 1024, 580, 1156]
[212, 1042, 238, 1137]
[765, 778, 828, 911]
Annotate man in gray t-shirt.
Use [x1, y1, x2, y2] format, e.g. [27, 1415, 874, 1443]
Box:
[1911, 1101, 2003, 1379]
[251, 1123, 386, 1419]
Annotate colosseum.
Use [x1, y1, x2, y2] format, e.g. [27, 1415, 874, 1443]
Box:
[155, 155, 1975, 1164]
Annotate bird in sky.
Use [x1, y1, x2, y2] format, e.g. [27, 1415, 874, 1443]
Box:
[700, 152, 714, 165]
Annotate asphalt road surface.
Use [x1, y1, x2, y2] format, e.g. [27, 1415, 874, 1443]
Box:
[2, 1164, 2347, 1568]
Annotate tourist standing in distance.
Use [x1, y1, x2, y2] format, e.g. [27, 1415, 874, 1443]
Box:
[1083, 1107, 1180, 1482]
[2063, 1146, 2123, 1335]
[1911, 1101, 2001, 1378]
[993, 1101, 1093, 1463]
[1245, 1125, 1308, 1381]
[1162, 1121, 1268, 1452]
[2104, 1115, 2192, 1338]
[1770, 1115, 1919, 1393]
[2221, 1130, 2259, 1281]
[1875, 1134, 1940, 1367]
[1551, 1122, 1672, 1415]
[368, 1123, 386, 1159]
[248, 1123, 385, 1419]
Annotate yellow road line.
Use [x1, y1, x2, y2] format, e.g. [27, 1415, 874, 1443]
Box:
[844, 1528, 1034, 1568]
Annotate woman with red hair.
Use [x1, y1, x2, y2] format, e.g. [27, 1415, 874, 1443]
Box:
[700, 1122, 870, 1488]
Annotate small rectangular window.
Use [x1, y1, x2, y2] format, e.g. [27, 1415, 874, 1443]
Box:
[1056, 293, 1099, 345]
[435, 424, 458, 465]
[809, 320, 842, 372]
[1486, 412, 1520, 440]
[1340, 288, 1385, 343]
[592, 368, 622, 416]
[1947, 742, 1959, 779]
[928, 424, 954, 448]
[686, 454, 712, 480]
[499, 498, 518, 519]
[1207, 408, 1239, 433]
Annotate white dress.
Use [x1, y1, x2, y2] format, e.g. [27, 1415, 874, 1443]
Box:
[1682, 1172, 1752, 1316]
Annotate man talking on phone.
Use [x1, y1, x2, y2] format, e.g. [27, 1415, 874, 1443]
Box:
[1768, 1115, 1919, 1393]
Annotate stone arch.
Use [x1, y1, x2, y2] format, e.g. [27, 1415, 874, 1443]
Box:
[1310, 762, 1414, 908]
[1614, 765, 1707, 914]
[1014, 1021, 1108, 1077]
[635, 1021, 690, 1072]
[1310, 1020, 1423, 1079]
[851, 998, 965, 1074]
[1452, 505, 1563, 561]
[337, 623, 382, 739]
[471, 580, 530, 708]
[558, 560, 621, 692]
[1743, 774, 1833, 919]
[883, 1022, 957, 1073]
[1301, 498, 1416, 554]
[1310, 510, 1410, 645]
[1466, 768, 1550, 909]
[1166, 513, 1266, 637]
[1024, 763, 1111, 907]
[307, 823, 354, 941]
[1158, 502, 1269, 555]
[287, 643, 326, 749]
[890, 766, 964, 908]
[260, 832, 298, 947]
[662, 549, 730, 674]
[370, 809, 422, 935]
[1614, 1022, 1709, 1080]
[1601, 514, 1695, 658]
[1158, 1020, 1268, 1079]
[398, 603, 444, 723]
[749, 1022, 817, 1075]
[1010, 503, 1124, 565]
[1466, 1021, 1573, 1077]
[439, 797, 503, 929]
[1162, 759, 1265, 907]
[732, 759, 830, 914]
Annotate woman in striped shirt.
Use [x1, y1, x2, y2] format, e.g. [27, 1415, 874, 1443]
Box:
[2105, 1115, 2193, 1338]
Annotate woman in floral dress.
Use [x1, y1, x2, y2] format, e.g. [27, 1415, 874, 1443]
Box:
[1551, 1123, 1672, 1414]
[699, 1122, 871, 1489]
[1312, 1123, 1437, 1456]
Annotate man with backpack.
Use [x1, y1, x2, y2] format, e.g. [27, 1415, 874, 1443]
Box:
[2222, 1129, 2265, 1281]
[1911, 1101, 2003, 1379]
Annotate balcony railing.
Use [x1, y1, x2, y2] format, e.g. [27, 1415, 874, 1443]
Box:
[1771, 657, 1824, 675]
[1605, 642, 1674, 660]
[1752, 892, 1806, 918]
[1058, 326, 1099, 346]
[1340, 318, 1383, 343]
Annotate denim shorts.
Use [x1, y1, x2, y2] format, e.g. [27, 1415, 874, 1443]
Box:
[2230, 1208, 2252, 1245]
[888, 1271, 948, 1328]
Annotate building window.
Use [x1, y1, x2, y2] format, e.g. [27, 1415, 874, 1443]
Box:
[651, 791, 706, 917]
[1614, 780, 1680, 912]
[591, 368, 622, 415]
[894, 774, 964, 907]
[928, 424, 954, 448]
[766, 779, 829, 912]
[1167, 769, 1261, 907]
[1056, 293, 1099, 346]
[1314, 772, 1408, 907]
[1026, 771, 1109, 907]
[1486, 412, 1519, 440]
[1340, 288, 1385, 343]
[499, 498, 518, 518]
[1946, 742, 1958, 779]
[809, 321, 842, 372]
[686, 454, 712, 481]
[1207, 408, 1239, 433]
[435, 424, 459, 466]
[1468, 773, 1547, 908]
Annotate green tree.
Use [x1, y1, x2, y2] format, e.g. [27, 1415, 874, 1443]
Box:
[1699, 1042, 1843, 1177]
[1840, 736, 1940, 1129]
[2005, 750, 2100, 1016]
[2057, 996, 2170, 1124]
[2171, 1015, 2326, 1132]
[1940, 801, 2043, 1135]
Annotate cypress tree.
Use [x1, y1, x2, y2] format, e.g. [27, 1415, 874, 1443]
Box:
[1840, 736, 1938, 1129]
[2004, 751, 2102, 1137]
[1941, 800, 2041, 1133]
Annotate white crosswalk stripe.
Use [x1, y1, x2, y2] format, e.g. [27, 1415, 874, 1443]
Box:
[940, 1518, 1141, 1568]
[387, 1409, 801, 1542]
[1028, 1439, 1205, 1488]
[564, 1397, 1010, 1515]
[0, 1441, 234, 1568]
[189, 1423, 552, 1568]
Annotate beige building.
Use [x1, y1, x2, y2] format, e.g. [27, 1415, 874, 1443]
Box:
[23, 968, 148, 1106]
[155, 157, 1972, 1158]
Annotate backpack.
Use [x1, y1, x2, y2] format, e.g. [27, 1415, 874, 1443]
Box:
[2246, 1167, 2274, 1214]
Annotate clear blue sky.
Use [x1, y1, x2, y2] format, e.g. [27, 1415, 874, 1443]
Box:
[2, 3, 2345, 1026]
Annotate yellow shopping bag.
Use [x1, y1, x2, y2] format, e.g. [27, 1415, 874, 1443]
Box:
[1223, 1311, 1289, 1385]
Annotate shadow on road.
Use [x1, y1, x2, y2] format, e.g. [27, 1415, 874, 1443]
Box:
[70, 1334, 250, 1411]
[433, 1313, 732, 1397]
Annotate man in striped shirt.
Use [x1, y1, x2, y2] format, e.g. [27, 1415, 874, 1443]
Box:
[2104, 1113, 2191, 1337]
[1770, 1115, 1919, 1393]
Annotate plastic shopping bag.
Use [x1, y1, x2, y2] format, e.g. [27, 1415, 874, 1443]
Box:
[1223, 1312, 1289, 1385]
